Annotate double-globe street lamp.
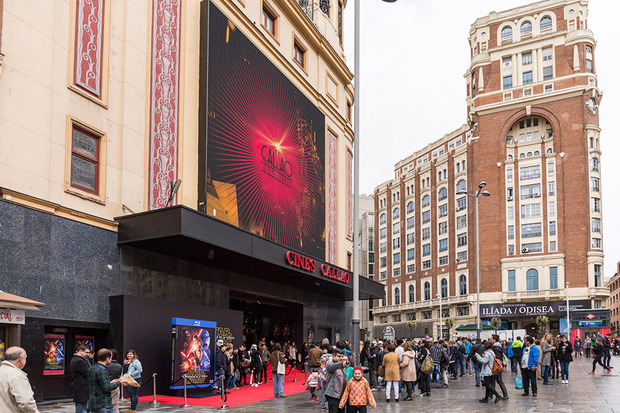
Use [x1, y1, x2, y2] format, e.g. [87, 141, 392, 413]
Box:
[352, 0, 397, 367]
[456, 181, 490, 341]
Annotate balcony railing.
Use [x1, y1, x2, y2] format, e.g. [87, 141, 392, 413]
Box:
[295, 1, 340, 50]
[502, 289, 564, 301]
[372, 295, 473, 315]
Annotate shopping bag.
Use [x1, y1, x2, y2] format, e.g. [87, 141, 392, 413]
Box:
[277, 360, 286, 375]
[515, 375, 523, 390]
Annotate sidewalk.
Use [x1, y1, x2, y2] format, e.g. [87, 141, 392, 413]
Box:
[39, 356, 620, 412]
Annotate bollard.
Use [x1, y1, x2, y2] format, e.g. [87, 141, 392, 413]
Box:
[218, 374, 229, 410]
[151, 373, 160, 407]
[180, 374, 191, 408]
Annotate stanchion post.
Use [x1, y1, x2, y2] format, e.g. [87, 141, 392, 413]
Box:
[180, 374, 191, 408]
[292, 363, 298, 382]
[218, 374, 229, 410]
[151, 373, 160, 407]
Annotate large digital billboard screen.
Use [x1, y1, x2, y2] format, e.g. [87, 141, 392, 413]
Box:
[170, 318, 216, 389]
[204, 2, 326, 260]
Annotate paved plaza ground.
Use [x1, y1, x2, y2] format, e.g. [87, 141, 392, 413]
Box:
[39, 356, 620, 412]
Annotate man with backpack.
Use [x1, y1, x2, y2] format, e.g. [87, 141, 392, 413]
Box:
[491, 334, 509, 400]
[456, 337, 466, 377]
[467, 340, 485, 387]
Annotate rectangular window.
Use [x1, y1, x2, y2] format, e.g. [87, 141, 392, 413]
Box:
[503, 57, 512, 69]
[550, 240, 557, 252]
[407, 217, 415, 229]
[549, 201, 556, 216]
[393, 314, 401, 322]
[522, 223, 542, 238]
[547, 162, 555, 177]
[457, 251, 468, 262]
[521, 203, 542, 218]
[422, 311, 432, 320]
[508, 269, 516, 292]
[380, 257, 387, 268]
[592, 238, 602, 248]
[439, 256, 448, 266]
[407, 248, 415, 261]
[380, 242, 387, 253]
[368, 252, 374, 263]
[522, 242, 543, 252]
[422, 244, 431, 256]
[507, 206, 514, 221]
[422, 211, 431, 224]
[549, 221, 556, 236]
[393, 237, 400, 249]
[544, 84, 553, 93]
[508, 244, 515, 255]
[503, 75, 513, 89]
[438, 204, 448, 217]
[393, 222, 400, 234]
[521, 183, 541, 199]
[407, 264, 415, 273]
[543, 66, 553, 80]
[591, 218, 601, 232]
[407, 233, 415, 245]
[507, 188, 513, 200]
[439, 238, 448, 252]
[507, 168, 513, 182]
[380, 271, 387, 280]
[591, 197, 601, 212]
[337, 1, 343, 44]
[293, 41, 305, 67]
[262, 7, 276, 36]
[522, 52, 532, 65]
[457, 197, 467, 210]
[542, 47, 553, 61]
[439, 221, 448, 235]
[595, 264, 602, 287]
[422, 260, 431, 270]
[70, 125, 102, 196]
[508, 225, 514, 240]
[586, 59, 593, 73]
[422, 227, 431, 240]
[407, 312, 416, 321]
[456, 215, 467, 229]
[457, 233, 467, 247]
[380, 316, 387, 323]
[523, 71, 533, 85]
[368, 263, 374, 274]
[457, 306, 470, 316]
[520, 165, 541, 180]
[591, 178, 600, 192]
[548, 181, 555, 196]
[380, 228, 387, 239]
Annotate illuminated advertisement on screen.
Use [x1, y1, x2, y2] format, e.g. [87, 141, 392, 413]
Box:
[203, 2, 326, 260]
[170, 318, 216, 389]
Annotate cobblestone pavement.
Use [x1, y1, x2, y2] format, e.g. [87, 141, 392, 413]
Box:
[39, 356, 620, 412]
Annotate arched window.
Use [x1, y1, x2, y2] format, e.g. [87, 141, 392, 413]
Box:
[426, 177, 430, 187]
[519, 153, 525, 159]
[457, 163, 461, 173]
[526, 268, 539, 291]
[441, 278, 448, 298]
[540, 16, 552, 31]
[508, 155, 514, 160]
[462, 160, 466, 170]
[501, 26, 513, 41]
[521, 21, 532, 36]
[546, 148, 552, 154]
[438, 171, 442, 181]
[422, 195, 430, 207]
[459, 275, 467, 295]
[407, 201, 414, 214]
[380, 213, 386, 225]
[409, 285, 415, 303]
[438, 187, 448, 201]
[395, 287, 400, 305]
[381, 294, 386, 307]
[393, 208, 400, 220]
[590, 158, 599, 172]
[590, 137, 594, 148]
[424, 282, 431, 300]
[406, 187, 410, 196]
[534, 150, 540, 156]
[527, 152, 533, 157]
[456, 179, 466, 193]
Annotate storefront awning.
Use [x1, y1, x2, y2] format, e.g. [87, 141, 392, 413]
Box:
[0, 291, 46, 311]
[115, 206, 385, 301]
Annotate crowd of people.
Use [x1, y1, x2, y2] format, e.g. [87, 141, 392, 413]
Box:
[295, 331, 617, 411]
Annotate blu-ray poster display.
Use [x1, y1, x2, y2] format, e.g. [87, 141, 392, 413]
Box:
[170, 318, 217, 389]
[43, 334, 65, 375]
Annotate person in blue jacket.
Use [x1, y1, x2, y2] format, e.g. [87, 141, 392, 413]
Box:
[520, 336, 539, 397]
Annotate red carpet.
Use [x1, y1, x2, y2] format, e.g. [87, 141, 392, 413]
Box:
[139, 369, 309, 407]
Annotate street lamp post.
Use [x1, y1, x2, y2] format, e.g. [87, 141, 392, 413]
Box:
[566, 281, 571, 342]
[352, 0, 397, 367]
[457, 181, 490, 342]
[437, 293, 442, 340]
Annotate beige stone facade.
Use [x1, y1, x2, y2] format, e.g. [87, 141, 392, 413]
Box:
[0, 0, 354, 268]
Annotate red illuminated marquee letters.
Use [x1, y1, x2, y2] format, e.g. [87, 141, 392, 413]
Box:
[285, 251, 349, 284]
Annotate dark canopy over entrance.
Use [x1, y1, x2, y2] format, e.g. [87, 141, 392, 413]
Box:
[116, 206, 384, 301]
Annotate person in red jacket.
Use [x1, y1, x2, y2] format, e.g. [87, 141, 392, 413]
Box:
[339, 367, 376, 412]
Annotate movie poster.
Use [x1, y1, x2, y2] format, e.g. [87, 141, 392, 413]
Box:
[43, 334, 65, 375]
[204, 2, 326, 260]
[307, 323, 315, 343]
[75, 335, 94, 352]
[272, 323, 291, 340]
[171, 318, 217, 389]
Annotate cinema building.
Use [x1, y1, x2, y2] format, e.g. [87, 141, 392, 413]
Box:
[0, 0, 382, 401]
[372, 0, 609, 339]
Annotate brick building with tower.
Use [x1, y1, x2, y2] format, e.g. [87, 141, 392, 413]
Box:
[372, 0, 609, 340]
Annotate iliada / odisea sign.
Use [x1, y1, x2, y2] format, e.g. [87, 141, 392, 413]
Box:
[480, 300, 590, 318]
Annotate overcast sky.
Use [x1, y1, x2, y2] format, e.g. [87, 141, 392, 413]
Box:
[343, 0, 620, 280]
